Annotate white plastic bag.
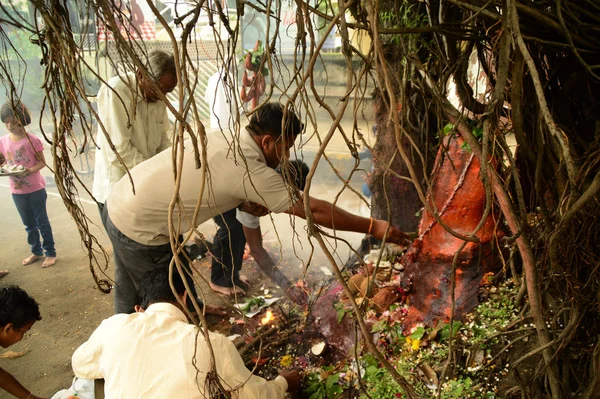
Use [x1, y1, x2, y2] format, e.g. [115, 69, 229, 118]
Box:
[51, 378, 95, 399]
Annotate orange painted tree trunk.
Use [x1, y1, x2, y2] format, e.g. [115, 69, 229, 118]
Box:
[400, 133, 500, 328]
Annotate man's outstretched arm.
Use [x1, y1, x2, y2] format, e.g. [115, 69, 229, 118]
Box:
[285, 196, 410, 245]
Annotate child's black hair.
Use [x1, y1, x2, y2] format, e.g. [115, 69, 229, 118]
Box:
[0, 286, 41, 329]
[277, 160, 310, 190]
[1, 101, 32, 126]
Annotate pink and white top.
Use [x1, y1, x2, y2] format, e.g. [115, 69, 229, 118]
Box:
[0, 133, 46, 194]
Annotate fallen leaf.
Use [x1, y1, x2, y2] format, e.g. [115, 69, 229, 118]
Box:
[0, 350, 28, 359]
[417, 363, 439, 390]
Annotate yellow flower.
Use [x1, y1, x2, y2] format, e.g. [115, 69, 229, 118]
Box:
[406, 337, 421, 351]
[412, 339, 421, 351]
[280, 355, 293, 368]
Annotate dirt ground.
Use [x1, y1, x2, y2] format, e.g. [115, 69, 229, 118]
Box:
[0, 152, 368, 398]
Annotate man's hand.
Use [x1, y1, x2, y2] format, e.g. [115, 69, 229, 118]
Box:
[279, 370, 302, 392]
[371, 219, 411, 246]
[240, 201, 269, 217]
[204, 304, 228, 316]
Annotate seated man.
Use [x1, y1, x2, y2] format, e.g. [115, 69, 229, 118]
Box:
[72, 268, 301, 398]
[236, 160, 310, 302]
[0, 286, 46, 399]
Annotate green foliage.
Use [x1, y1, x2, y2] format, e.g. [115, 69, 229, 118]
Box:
[410, 326, 426, 340]
[438, 321, 463, 342]
[378, 1, 429, 47]
[303, 371, 344, 399]
[442, 123, 456, 136]
[240, 42, 269, 76]
[334, 301, 349, 324]
[371, 319, 389, 333]
[5, 30, 42, 61]
[470, 287, 519, 347]
[360, 364, 404, 399]
[240, 296, 265, 314]
[441, 377, 473, 398]
[440, 122, 485, 152]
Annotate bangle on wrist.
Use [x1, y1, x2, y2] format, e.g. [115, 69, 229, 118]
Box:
[367, 217, 374, 236]
[25, 393, 34, 399]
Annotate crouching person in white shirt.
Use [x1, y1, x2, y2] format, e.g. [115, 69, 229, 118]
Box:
[236, 160, 311, 304]
[71, 268, 301, 398]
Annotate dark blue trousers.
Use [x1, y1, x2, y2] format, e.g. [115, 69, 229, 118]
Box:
[12, 188, 56, 258]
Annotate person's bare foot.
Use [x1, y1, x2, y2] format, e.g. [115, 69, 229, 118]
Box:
[0, 270, 9, 278]
[41, 257, 56, 268]
[209, 282, 246, 297]
[22, 254, 42, 266]
[236, 275, 250, 290]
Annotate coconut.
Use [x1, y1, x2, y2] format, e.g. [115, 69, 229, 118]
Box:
[365, 263, 376, 276]
[348, 274, 365, 295]
[311, 342, 327, 356]
[359, 278, 378, 298]
[372, 286, 401, 311]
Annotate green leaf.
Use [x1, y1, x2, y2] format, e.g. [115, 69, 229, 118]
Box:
[241, 297, 265, 313]
[439, 322, 463, 342]
[308, 389, 325, 399]
[363, 354, 378, 368]
[305, 382, 321, 394]
[371, 319, 388, 333]
[334, 302, 348, 324]
[410, 326, 425, 340]
[325, 374, 339, 389]
[442, 123, 454, 135]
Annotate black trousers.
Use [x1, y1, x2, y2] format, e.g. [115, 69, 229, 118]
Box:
[103, 204, 200, 314]
[210, 207, 247, 287]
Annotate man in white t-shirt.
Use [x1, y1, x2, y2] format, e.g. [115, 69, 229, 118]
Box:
[103, 103, 410, 313]
[205, 68, 235, 131]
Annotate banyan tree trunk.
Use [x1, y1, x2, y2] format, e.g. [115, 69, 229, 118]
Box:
[401, 133, 500, 328]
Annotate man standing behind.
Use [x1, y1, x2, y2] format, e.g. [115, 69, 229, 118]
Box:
[72, 268, 301, 398]
[92, 49, 177, 211]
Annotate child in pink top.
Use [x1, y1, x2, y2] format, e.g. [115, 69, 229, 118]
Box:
[0, 101, 56, 268]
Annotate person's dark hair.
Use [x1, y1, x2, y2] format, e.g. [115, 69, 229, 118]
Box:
[246, 102, 304, 141]
[277, 160, 310, 190]
[138, 267, 194, 309]
[1, 101, 32, 126]
[0, 286, 41, 329]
